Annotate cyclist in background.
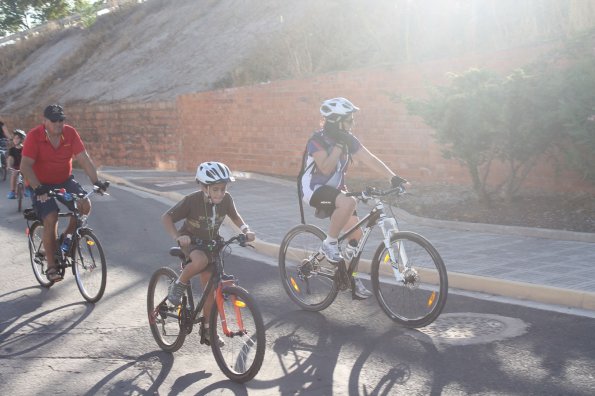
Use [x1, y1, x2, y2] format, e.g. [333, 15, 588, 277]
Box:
[7, 129, 28, 199]
[162, 161, 255, 344]
[20, 104, 108, 283]
[300, 97, 405, 299]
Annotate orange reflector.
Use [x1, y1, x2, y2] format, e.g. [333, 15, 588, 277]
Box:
[86, 240, 95, 246]
[26, 228, 30, 236]
[234, 300, 246, 308]
[290, 277, 300, 292]
[427, 291, 436, 307]
[383, 254, 390, 263]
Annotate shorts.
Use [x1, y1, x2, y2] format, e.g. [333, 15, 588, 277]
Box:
[32, 175, 87, 220]
[180, 237, 221, 266]
[309, 185, 358, 219]
[309, 185, 341, 219]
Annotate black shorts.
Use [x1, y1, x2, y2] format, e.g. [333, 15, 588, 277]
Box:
[310, 185, 344, 219]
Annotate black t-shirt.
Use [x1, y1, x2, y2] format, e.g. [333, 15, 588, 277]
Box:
[166, 190, 239, 240]
[8, 146, 22, 168]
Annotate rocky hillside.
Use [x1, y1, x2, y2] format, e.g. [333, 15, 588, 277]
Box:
[1, 0, 592, 113]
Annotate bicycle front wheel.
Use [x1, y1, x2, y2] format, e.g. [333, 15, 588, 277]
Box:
[147, 267, 187, 352]
[209, 285, 265, 383]
[72, 229, 107, 303]
[17, 183, 23, 212]
[278, 224, 338, 311]
[28, 221, 53, 287]
[371, 231, 448, 328]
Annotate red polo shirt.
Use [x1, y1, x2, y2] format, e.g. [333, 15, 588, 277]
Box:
[22, 124, 86, 185]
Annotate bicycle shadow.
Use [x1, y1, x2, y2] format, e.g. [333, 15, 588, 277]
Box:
[82, 351, 174, 396]
[0, 301, 93, 357]
[249, 309, 365, 395]
[0, 286, 44, 335]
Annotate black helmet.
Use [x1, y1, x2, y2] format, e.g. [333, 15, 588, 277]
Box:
[13, 129, 26, 139]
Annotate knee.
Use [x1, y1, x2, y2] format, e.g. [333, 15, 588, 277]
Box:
[337, 194, 356, 210]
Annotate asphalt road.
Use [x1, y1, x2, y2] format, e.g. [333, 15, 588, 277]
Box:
[1, 174, 594, 395]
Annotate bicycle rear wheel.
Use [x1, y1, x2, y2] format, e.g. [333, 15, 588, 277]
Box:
[278, 224, 338, 311]
[28, 221, 53, 287]
[147, 267, 187, 352]
[371, 231, 448, 328]
[17, 182, 23, 212]
[72, 229, 107, 303]
[209, 285, 265, 383]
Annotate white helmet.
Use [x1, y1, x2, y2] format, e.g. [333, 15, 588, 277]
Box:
[195, 162, 235, 185]
[320, 97, 359, 123]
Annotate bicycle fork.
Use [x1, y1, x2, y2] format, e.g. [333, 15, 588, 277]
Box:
[378, 217, 407, 283]
[215, 280, 247, 337]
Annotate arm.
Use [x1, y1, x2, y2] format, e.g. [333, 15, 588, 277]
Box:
[161, 212, 191, 246]
[74, 151, 99, 184]
[20, 156, 41, 190]
[311, 145, 344, 175]
[7, 154, 14, 169]
[352, 144, 395, 179]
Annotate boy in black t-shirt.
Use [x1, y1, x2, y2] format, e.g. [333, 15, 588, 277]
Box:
[161, 161, 255, 344]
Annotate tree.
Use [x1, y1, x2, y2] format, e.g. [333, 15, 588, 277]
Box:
[406, 69, 502, 203]
[0, 0, 98, 36]
[405, 67, 564, 204]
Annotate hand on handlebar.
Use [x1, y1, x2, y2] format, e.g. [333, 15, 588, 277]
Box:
[176, 235, 191, 247]
[93, 180, 110, 193]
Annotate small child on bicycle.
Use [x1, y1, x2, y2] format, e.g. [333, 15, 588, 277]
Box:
[161, 161, 255, 341]
[7, 129, 28, 199]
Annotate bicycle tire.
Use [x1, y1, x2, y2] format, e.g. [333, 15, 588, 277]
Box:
[28, 221, 53, 287]
[17, 182, 23, 212]
[278, 224, 338, 311]
[147, 267, 187, 352]
[72, 229, 107, 303]
[209, 285, 265, 383]
[371, 231, 448, 328]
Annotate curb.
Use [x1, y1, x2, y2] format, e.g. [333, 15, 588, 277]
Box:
[98, 169, 595, 311]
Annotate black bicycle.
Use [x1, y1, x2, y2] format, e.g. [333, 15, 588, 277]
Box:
[25, 184, 109, 303]
[147, 234, 266, 383]
[279, 181, 448, 328]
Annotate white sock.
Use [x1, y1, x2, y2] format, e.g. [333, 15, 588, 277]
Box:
[324, 237, 338, 245]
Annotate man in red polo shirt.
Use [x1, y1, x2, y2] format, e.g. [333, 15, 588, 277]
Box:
[21, 104, 108, 283]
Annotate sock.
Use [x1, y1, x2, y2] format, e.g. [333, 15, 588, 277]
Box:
[324, 236, 338, 245]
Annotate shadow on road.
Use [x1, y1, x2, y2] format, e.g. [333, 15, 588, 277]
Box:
[0, 301, 94, 357]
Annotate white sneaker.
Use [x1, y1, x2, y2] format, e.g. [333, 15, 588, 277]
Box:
[321, 240, 343, 264]
[352, 278, 373, 300]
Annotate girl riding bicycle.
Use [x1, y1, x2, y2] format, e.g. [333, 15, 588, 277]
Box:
[7, 129, 28, 199]
[161, 161, 255, 343]
[300, 97, 406, 299]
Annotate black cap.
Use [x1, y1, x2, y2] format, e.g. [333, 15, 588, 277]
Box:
[44, 104, 66, 122]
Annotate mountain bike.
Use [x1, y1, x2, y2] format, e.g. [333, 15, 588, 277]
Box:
[279, 179, 448, 328]
[9, 168, 26, 212]
[147, 234, 266, 383]
[24, 184, 110, 303]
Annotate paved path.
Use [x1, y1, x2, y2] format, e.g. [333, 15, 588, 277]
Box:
[98, 167, 595, 311]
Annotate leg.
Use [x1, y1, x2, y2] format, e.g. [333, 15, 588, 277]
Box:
[327, 193, 357, 238]
[167, 249, 209, 305]
[42, 211, 61, 280]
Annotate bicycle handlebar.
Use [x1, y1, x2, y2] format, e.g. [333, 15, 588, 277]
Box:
[48, 182, 110, 201]
[345, 184, 406, 200]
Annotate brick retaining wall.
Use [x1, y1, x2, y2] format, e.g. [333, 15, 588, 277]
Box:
[2, 43, 593, 193]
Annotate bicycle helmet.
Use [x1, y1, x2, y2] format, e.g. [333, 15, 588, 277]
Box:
[320, 97, 359, 123]
[13, 129, 26, 139]
[195, 162, 235, 185]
